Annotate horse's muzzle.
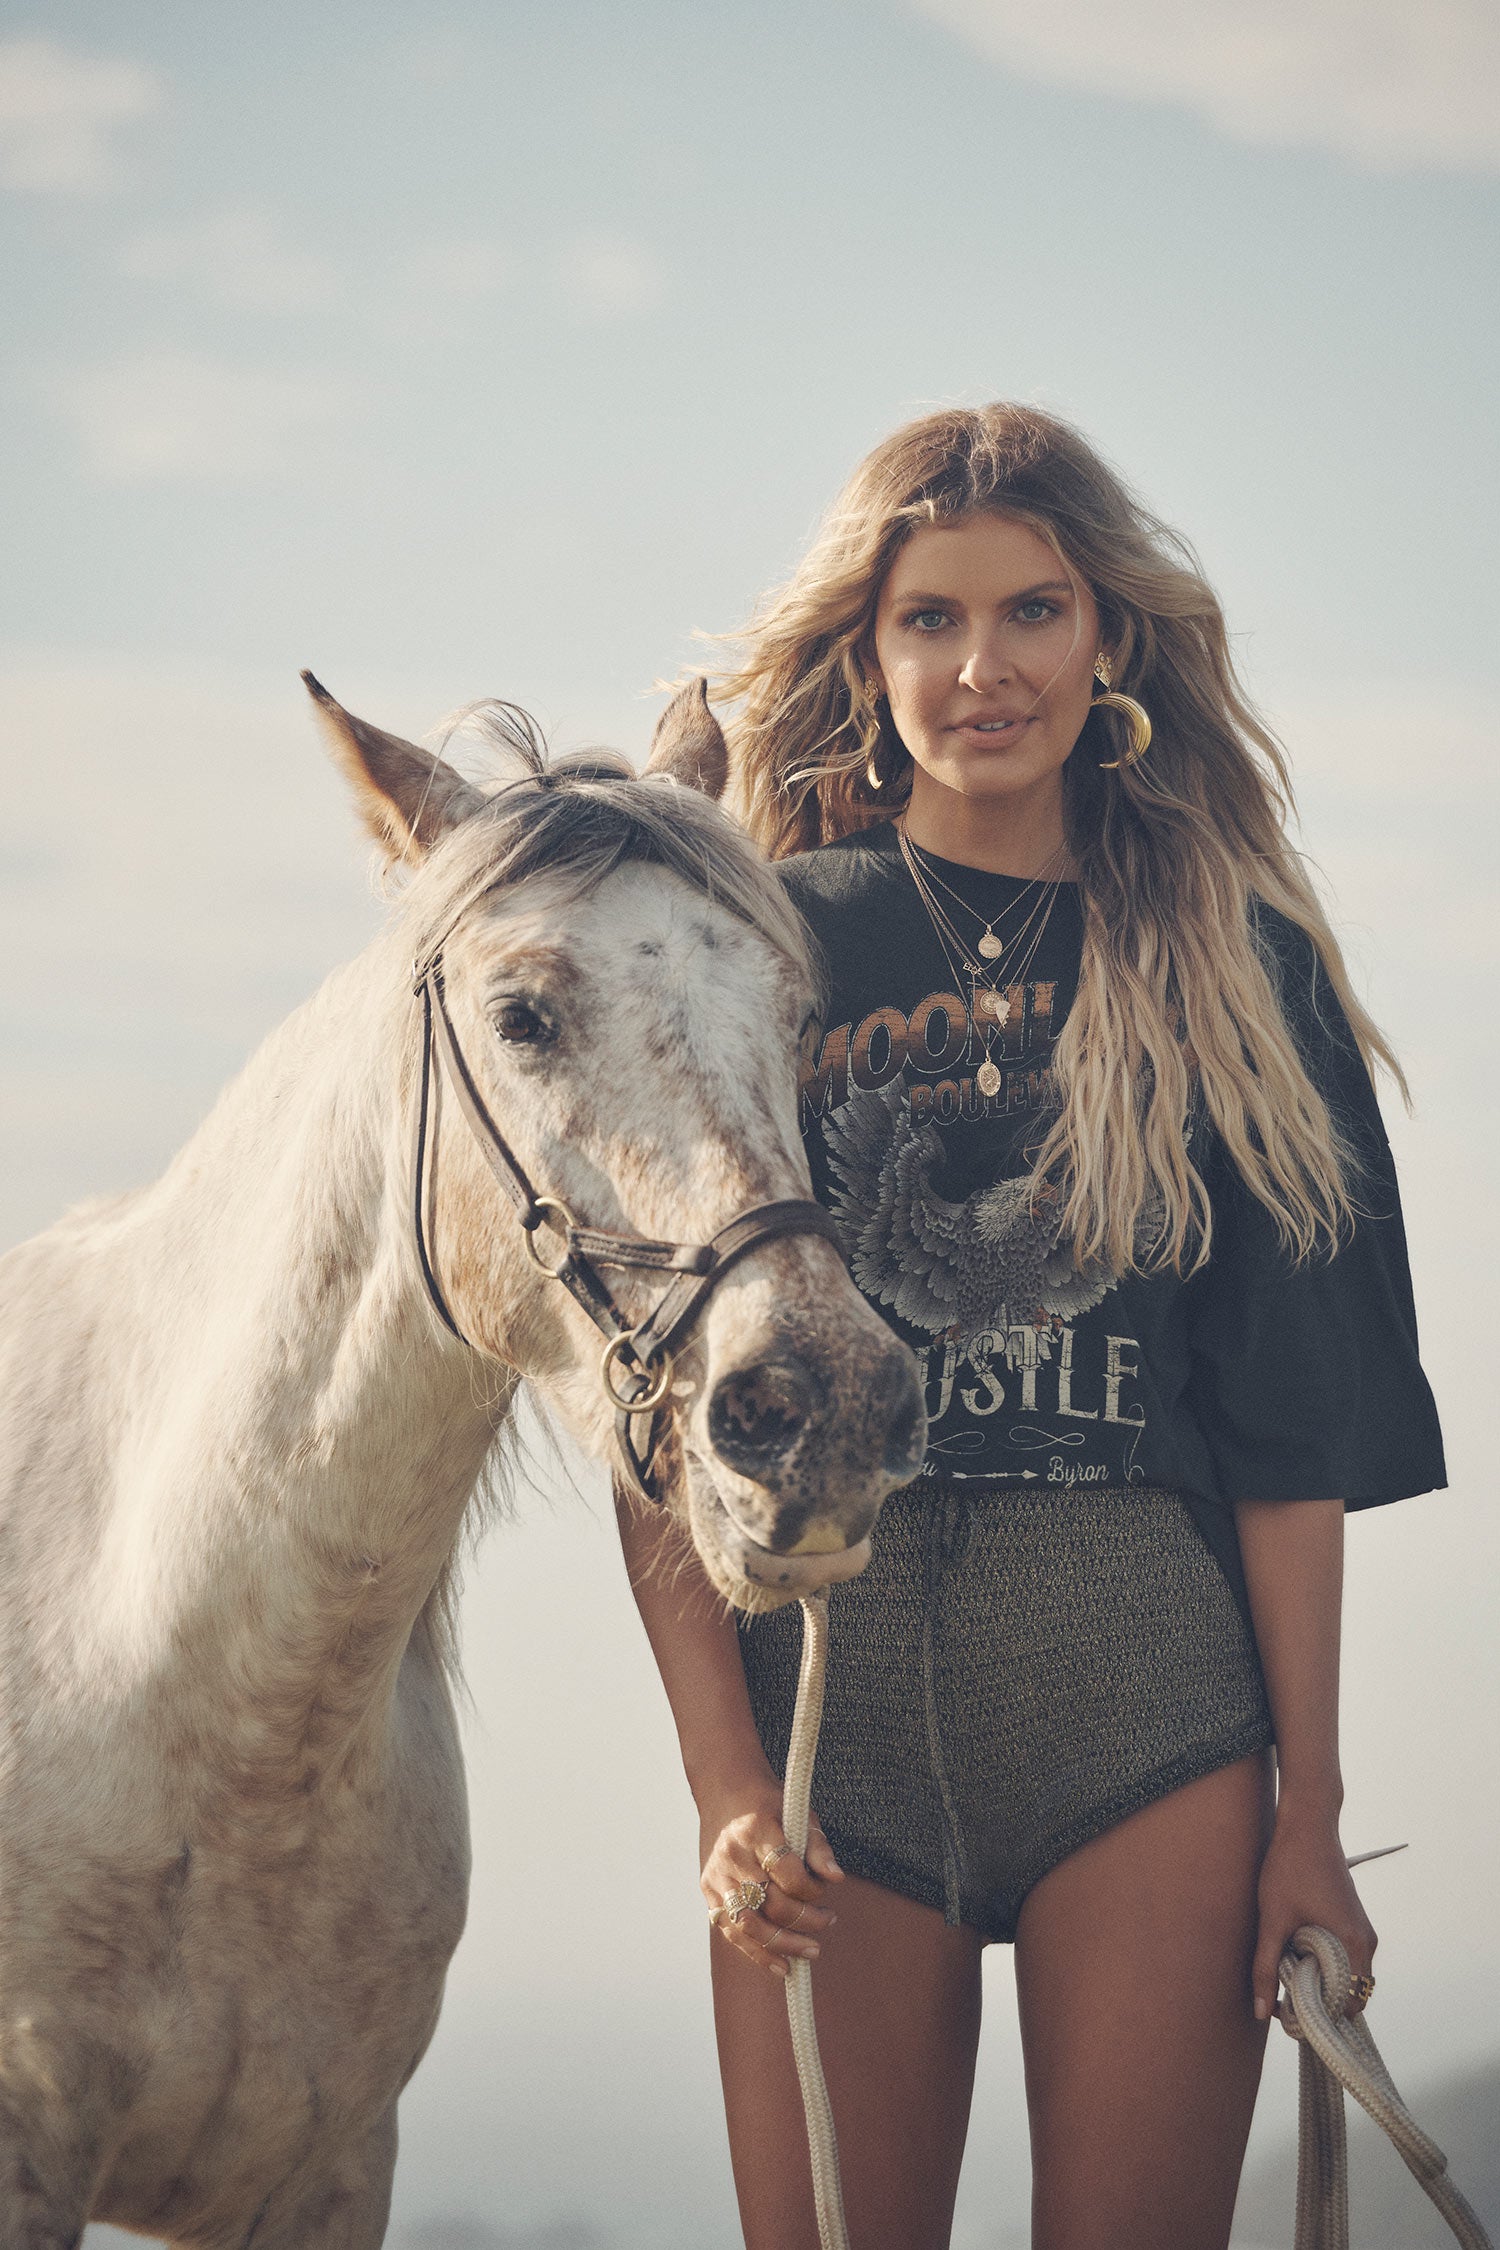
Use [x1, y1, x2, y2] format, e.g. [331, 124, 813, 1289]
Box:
[724, 1524, 876, 1595]
[697, 1330, 926, 1575]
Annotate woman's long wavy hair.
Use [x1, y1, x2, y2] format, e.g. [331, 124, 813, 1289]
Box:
[718, 403, 1402, 1275]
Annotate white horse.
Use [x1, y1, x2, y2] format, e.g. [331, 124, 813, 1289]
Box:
[0, 679, 923, 2249]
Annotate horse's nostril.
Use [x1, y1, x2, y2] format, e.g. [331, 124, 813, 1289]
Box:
[708, 1359, 824, 1471]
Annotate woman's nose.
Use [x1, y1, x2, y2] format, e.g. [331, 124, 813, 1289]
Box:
[958, 639, 1012, 692]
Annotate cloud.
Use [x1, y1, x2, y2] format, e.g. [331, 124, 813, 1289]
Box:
[116, 206, 336, 316]
[909, 0, 1500, 172]
[0, 34, 163, 194]
[557, 232, 667, 324]
[48, 351, 351, 483]
[400, 237, 512, 301]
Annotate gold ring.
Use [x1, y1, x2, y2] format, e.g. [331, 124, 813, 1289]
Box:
[721, 1879, 767, 1926]
[788, 1901, 809, 1931]
[760, 1844, 795, 1873]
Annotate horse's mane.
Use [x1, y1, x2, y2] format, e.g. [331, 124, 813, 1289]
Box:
[396, 699, 816, 992]
[399, 702, 815, 1683]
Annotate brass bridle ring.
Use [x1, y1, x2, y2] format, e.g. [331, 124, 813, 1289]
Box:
[600, 1328, 675, 1413]
[523, 1197, 579, 1278]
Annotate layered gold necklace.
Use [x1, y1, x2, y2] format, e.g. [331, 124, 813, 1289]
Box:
[897, 824, 1067, 1099]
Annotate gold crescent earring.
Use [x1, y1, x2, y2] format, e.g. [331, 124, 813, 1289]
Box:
[864, 680, 886, 792]
[1092, 654, 1151, 769]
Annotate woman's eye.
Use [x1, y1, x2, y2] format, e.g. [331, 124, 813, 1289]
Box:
[908, 609, 950, 632]
[1015, 598, 1060, 624]
[495, 1001, 550, 1044]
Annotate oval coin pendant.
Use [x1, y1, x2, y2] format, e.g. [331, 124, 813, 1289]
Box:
[977, 927, 1003, 960]
[976, 1058, 1002, 1098]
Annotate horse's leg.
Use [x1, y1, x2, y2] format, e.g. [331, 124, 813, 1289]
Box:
[0, 2021, 136, 2250]
[0, 2164, 86, 2250]
[236, 2105, 398, 2250]
[0, 2096, 100, 2250]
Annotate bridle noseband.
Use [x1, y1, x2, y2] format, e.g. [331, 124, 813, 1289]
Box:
[410, 951, 846, 1506]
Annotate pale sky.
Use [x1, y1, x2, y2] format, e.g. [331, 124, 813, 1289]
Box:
[3, 4, 1497, 2245]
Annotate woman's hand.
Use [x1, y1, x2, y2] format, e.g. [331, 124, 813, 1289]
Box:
[700, 1779, 844, 1981]
[1252, 1802, 1376, 2031]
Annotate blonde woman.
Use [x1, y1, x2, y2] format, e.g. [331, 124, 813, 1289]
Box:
[616, 405, 1444, 2250]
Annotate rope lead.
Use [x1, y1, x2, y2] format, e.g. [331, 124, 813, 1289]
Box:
[783, 1591, 850, 2250]
[1280, 1925, 1493, 2250]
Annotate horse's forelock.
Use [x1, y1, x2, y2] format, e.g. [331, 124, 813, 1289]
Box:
[402, 760, 814, 988]
[427, 697, 549, 778]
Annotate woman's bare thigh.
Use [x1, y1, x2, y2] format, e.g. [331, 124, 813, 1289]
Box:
[711, 1871, 983, 2250]
[1015, 1747, 1275, 2250]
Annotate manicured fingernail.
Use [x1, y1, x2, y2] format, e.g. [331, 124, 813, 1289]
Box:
[826, 1913, 837, 1926]
[1254, 1999, 1268, 2020]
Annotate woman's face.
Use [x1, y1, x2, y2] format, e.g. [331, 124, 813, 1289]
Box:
[870, 511, 1100, 810]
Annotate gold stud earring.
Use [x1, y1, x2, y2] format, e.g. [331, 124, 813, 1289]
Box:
[1092, 655, 1151, 769]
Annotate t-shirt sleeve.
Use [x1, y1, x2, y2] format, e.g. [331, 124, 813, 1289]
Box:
[1183, 910, 1446, 1509]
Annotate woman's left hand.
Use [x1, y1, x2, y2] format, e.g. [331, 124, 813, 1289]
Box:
[1252, 1803, 1377, 2030]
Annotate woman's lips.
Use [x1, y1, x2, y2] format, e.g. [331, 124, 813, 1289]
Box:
[948, 715, 1035, 742]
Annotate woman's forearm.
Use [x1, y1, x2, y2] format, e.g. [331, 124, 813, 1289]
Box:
[613, 1484, 778, 1812]
[1233, 1496, 1377, 2022]
[615, 1487, 841, 1981]
[1233, 1496, 1345, 1815]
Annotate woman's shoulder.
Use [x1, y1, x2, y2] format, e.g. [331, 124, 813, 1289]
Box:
[777, 821, 903, 920]
[1242, 896, 1385, 1155]
[1246, 898, 1356, 1058]
[1249, 896, 1317, 979]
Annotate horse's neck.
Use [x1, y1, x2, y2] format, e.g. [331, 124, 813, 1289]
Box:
[93, 938, 502, 1765]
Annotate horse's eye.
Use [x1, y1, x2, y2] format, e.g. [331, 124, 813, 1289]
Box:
[495, 1001, 550, 1044]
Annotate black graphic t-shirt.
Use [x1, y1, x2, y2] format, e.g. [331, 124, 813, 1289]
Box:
[781, 822, 1445, 1601]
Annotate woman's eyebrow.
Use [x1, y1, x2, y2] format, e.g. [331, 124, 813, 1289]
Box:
[890, 578, 1075, 605]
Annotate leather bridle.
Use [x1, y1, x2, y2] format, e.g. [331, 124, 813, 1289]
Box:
[410, 950, 846, 1506]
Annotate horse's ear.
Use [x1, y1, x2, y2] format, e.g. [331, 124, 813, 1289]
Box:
[302, 671, 484, 866]
[645, 677, 729, 800]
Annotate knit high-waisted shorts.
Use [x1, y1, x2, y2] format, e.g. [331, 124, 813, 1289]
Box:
[739, 1480, 1273, 1944]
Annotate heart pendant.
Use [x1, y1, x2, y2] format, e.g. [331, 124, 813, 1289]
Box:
[977, 928, 1003, 960]
[976, 1058, 1002, 1098]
